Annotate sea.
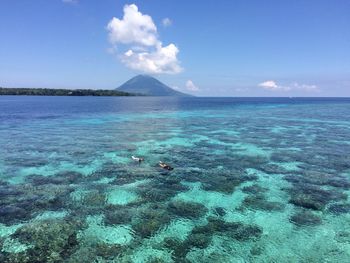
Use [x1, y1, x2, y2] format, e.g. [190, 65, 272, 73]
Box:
[0, 96, 350, 262]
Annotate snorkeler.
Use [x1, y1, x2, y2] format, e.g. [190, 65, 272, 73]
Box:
[132, 156, 144, 163]
[159, 161, 174, 171]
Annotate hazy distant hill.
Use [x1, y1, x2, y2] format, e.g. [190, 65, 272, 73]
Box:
[116, 75, 192, 96]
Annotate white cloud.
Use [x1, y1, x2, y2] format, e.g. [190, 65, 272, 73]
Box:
[259, 80, 281, 90]
[186, 80, 199, 91]
[259, 80, 319, 92]
[107, 4, 182, 74]
[290, 82, 319, 92]
[162, 18, 172, 27]
[107, 4, 158, 46]
[122, 44, 182, 74]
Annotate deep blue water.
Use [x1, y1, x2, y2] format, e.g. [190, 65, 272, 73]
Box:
[1, 96, 350, 262]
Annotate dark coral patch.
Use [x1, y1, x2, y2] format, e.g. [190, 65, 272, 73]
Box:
[163, 238, 189, 261]
[335, 231, 350, 243]
[289, 210, 322, 226]
[94, 243, 127, 260]
[81, 191, 106, 207]
[328, 203, 350, 214]
[185, 232, 212, 249]
[241, 195, 285, 212]
[285, 172, 350, 190]
[201, 171, 258, 194]
[132, 204, 171, 238]
[136, 178, 188, 203]
[0, 205, 29, 224]
[241, 184, 267, 194]
[214, 207, 226, 216]
[167, 200, 208, 219]
[188, 217, 262, 243]
[104, 205, 133, 225]
[287, 183, 347, 211]
[12, 219, 83, 263]
[27, 171, 84, 186]
[260, 164, 290, 174]
[138, 188, 177, 202]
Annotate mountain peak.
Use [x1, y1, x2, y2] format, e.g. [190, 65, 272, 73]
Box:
[134, 74, 152, 79]
[116, 75, 192, 96]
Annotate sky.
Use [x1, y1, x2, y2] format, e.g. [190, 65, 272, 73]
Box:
[0, 0, 349, 96]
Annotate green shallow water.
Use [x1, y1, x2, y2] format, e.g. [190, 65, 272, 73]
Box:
[0, 96, 350, 262]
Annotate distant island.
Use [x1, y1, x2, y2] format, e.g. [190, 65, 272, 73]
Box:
[0, 75, 192, 97]
[117, 75, 192, 97]
[0, 87, 135, 96]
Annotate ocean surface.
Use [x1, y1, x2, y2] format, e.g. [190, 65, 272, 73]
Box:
[0, 96, 350, 262]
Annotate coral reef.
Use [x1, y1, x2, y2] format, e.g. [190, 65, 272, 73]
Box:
[167, 200, 208, 219]
[132, 204, 171, 238]
[201, 170, 257, 194]
[289, 210, 322, 226]
[241, 195, 285, 211]
[3, 219, 83, 263]
[285, 180, 347, 211]
[328, 203, 350, 214]
[104, 205, 133, 225]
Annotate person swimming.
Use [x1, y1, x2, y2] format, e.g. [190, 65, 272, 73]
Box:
[132, 156, 144, 163]
[159, 161, 174, 171]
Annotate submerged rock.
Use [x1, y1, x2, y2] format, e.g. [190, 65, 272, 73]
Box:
[289, 210, 322, 226]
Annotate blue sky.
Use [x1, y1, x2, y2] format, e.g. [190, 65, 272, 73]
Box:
[0, 0, 349, 96]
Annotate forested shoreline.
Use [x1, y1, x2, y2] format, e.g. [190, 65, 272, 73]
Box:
[0, 87, 137, 96]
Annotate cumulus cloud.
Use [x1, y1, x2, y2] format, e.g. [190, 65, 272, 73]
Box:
[107, 4, 158, 46]
[186, 80, 199, 91]
[259, 80, 319, 92]
[107, 4, 182, 74]
[259, 80, 281, 90]
[122, 44, 182, 74]
[162, 18, 172, 27]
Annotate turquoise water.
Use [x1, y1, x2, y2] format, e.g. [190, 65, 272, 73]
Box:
[1, 96, 350, 262]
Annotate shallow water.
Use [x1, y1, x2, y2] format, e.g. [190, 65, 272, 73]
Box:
[1, 96, 350, 262]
